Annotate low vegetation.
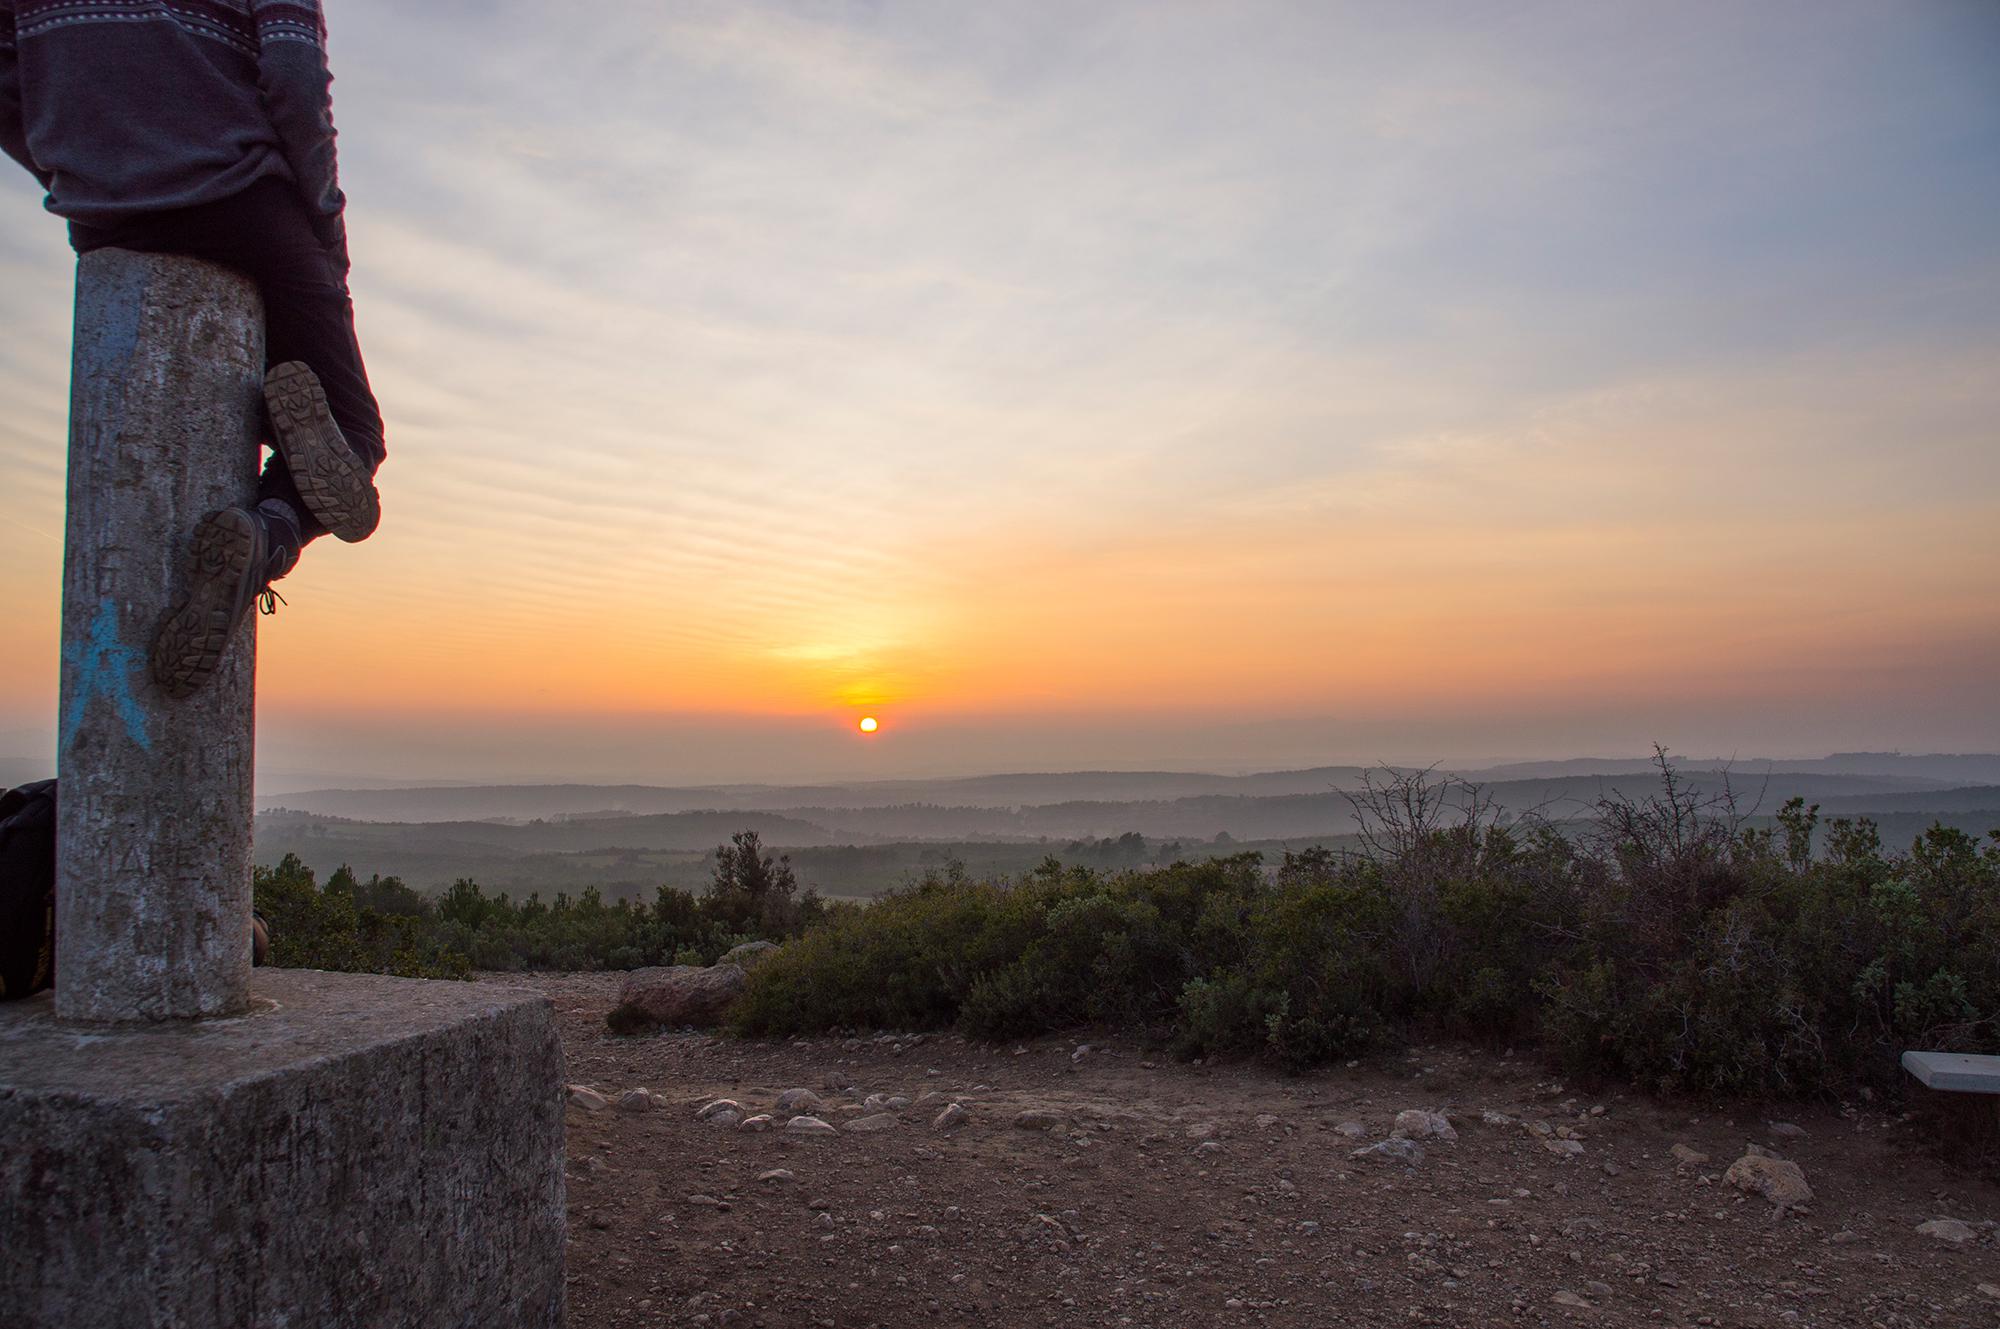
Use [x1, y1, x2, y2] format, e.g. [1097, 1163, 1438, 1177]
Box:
[254, 829, 827, 978]
[263, 757, 1999, 1098]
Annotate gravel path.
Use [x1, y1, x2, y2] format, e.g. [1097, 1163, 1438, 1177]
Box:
[500, 973, 1999, 1328]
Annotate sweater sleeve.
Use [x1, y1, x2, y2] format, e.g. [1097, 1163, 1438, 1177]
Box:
[254, 1, 346, 265]
[0, 3, 51, 191]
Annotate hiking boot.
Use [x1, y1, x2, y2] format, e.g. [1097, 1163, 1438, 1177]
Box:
[150, 505, 300, 699]
[264, 360, 381, 542]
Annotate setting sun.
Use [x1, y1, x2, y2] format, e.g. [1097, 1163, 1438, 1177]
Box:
[858, 716, 879, 733]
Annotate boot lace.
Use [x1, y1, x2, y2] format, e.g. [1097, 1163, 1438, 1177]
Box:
[257, 585, 288, 616]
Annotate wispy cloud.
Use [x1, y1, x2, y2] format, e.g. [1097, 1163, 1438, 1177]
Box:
[1, 0, 1996, 778]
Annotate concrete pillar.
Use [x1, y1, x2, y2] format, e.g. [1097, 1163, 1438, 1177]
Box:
[0, 971, 568, 1328]
[7, 249, 568, 1328]
[55, 250, 263, 1022]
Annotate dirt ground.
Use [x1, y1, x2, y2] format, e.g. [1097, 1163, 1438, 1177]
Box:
[503, 973, 2000, 1329]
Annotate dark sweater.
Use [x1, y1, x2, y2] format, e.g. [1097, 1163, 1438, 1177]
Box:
[0, 0, 345, 262]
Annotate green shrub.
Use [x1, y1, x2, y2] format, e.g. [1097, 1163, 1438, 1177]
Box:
[733, 765, 2000, 1098]
[260, 759, 2000, 1100]
[253, 831, 827, 980]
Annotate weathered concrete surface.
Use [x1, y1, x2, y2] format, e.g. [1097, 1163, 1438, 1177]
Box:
[1902, 1048, 2000, 1093]
[57, 250, 264, 1021]
[0, 969, 566, 1328]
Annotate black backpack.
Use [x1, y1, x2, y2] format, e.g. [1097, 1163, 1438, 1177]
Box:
[0, 779, 57, 1000]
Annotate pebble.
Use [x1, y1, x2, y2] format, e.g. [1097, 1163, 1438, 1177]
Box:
[615, 1088, 656, 1113]
[845, 1113, 898, 1133]
[1724, 1153, 1813, 1209]
[1915, 1218, 1975, 1244]
[1670, 1143, 1710, 1168]
[695, 1098, 742, 1121]
[1351, 1138, 1423, 1166]
[776, 1088, 823, 1114]
[1392, 1109, 1457, 1143]
[862, 1093, 911, 1113]
[1014, 1109, 1066, 1131]
[933, 1103, 970, 1132]
[1767, 1121, 1807, 1139]
[1334, 1121, 1370, 1139]
[737, 1114, 773, 1132]
[1020, 1213, 1074, 1247]
[786, 1115, 838, 1137]
[566, 1085, 609, 1112]
[757, 1168, 795, 1184]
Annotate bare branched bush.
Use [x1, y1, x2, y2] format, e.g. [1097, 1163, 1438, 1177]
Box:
[1338, 766, 1575, 1029]
[1591, 746, 1754, 944]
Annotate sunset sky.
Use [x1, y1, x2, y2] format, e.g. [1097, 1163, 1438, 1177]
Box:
[2, 1, 1997, 784]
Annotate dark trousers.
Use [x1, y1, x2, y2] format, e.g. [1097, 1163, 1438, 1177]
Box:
[68, 176, 384, 543]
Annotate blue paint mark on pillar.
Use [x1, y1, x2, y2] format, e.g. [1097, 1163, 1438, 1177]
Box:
[61, 597, 153, 753]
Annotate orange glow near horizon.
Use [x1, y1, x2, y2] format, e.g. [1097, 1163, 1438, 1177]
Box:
[1, 5, 1996, 774]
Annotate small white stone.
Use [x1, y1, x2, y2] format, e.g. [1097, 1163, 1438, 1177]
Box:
[786, 1115, 838, 1137]
[1916, 1218, 1976, 1244]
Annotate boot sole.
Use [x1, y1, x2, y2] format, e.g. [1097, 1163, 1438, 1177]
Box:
[265, 361, 380, 543]
[151, 509, 257, 699]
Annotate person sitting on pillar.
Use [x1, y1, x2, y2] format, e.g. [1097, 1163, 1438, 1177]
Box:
[0, 0, 383, 697]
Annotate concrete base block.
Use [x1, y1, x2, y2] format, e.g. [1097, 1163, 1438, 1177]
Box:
[0, 970, 566, 1328]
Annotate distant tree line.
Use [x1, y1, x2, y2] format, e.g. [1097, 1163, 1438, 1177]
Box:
[255, 829, 829, 977]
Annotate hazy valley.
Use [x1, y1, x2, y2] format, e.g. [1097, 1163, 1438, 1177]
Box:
[248, 752, 2000, 900]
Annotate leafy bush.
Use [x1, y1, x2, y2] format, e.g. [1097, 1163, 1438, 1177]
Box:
[255, 830, 825, 978]
[255, 857, 471, 979]
[733, 757, 2000, 1098]
[1537, 796, 2000, 1095]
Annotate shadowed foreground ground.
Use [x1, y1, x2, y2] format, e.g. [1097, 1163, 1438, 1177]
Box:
[506, 973, 1999, 1328]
